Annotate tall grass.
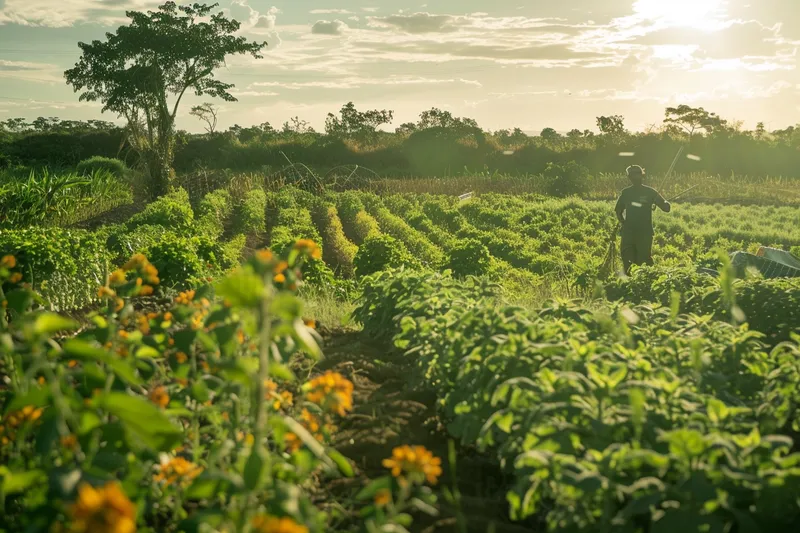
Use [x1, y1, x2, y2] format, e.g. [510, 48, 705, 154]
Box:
[0, 167, 133, 228]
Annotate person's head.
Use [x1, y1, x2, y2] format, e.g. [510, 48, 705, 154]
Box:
[626, 165, 645, 185]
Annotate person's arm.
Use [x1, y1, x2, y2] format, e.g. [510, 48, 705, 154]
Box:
[615, 195, 626, 225]
[653, 189, 671, 212]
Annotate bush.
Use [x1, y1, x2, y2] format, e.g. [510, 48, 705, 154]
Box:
[544, 160, 590, 197]
[196, 188, 234, 239]
[446, 239, 491, 277]
[312, 202, 358, 278]
[354, 234, 419, 277]
[106, 224, 172, 263]
[127, 188, 194, 232]
[0, 227, 108, 310]
[234, 188, 267, 235]
[146, 235, 208, 289]
[76, 156, 127, 178]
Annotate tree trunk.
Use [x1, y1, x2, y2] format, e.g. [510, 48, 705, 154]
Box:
[145, 121, 176, 199]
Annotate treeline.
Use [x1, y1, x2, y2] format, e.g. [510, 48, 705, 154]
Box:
[2, 104, 800, 178]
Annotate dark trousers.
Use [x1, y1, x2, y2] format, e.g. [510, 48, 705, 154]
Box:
[621, 232, 653, 275]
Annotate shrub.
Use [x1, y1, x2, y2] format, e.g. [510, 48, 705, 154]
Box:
[234, 188, 267, 236]
[0, 227, 108, 310]
[127, 187, 194, 232]
[106, 224, 172, 263]
[196, 188, 233, 239]
[76, 156, 127, 178]
[354, 234, 419, 277]
[446, 239, 491, 277]
[312, 202, 358, 278]
[351, 211, 381, 244]
[543, 160, 590, 197]
[146, 235, 208, 289]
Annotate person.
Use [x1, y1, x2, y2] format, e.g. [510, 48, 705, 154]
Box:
[615, 165, 671, 275]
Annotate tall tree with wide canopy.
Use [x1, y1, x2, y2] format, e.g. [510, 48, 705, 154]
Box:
[65, 2, 266, 197]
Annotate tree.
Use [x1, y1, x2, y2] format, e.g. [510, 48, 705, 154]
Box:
[189, 102, 219, 134]
[417, 107, 478, 131]
[663, 105, 727, 137]
[325, 102, 393, 142]
[65, 2, 266, 197]
[282, 116, 315, 134]
[395, 122, 417, 136]
[567, 129, 584, 139]
[754, 122, 766, 140]
[596, 115, 626, 136]
[540, 127, 560, 140]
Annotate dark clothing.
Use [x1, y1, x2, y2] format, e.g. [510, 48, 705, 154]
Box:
[621, 232, 653, 274]
[615, 184, 669, 274]
[615, 184, 668, 237]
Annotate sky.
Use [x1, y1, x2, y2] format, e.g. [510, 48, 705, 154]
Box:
[0, 0, 798, 134]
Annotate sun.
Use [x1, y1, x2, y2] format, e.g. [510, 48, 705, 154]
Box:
[633, 0, 726, 29]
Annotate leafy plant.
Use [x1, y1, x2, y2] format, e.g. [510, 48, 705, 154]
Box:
[353, 235, 419, 278]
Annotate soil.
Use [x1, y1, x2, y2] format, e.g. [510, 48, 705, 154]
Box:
[311, 328, 537, 533]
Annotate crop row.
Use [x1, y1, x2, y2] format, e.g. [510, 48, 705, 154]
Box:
[353, 268, 800, 532]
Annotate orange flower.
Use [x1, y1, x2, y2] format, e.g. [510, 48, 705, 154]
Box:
[256, 249, 274, 264]
[114, 298, 125, 312]
[273, 273, 286, 284]
[97, 287, 116, 299]
[109, 270, 127, 286]
[285, 409, 324, 452]
[293, 239, 322, 261]
[236, 431, 255, 446]
[139, 285, 154, 297]
[175, 352, 188, 364]
[9, 272, 23, 284]
[137, 315, 150, 335]
[122, 254, 147, 271]
[273, 260, 289, 274]
[61, 434, 78, 449]
[68, 360, 78, 368]
[163, 312, 173, 321]
[251, 515, 308, 533]
[382, 445, 442, 485]
[175, 289, 196, 306]
[1, 255, 17, 268]
[303, 319, 316, 330]
[374, 489, 391, 507]
[67, 482, 136, 533]
[154, 455, 203, 487]
[305, 371, 353, 417]
[148, 386, 169, 409]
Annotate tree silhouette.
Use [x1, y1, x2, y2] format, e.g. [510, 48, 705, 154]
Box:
[325, 102, 393, 142]
[596, 115, 626, 136]
[65, 2, 266, 197]
[664, 105, 727, 137]
[189, 103, 219, 134]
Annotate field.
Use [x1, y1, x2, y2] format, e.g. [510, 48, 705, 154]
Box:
[1, 152, 800, 533]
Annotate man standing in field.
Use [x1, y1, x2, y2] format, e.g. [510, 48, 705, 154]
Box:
[615, 165, 671, 275]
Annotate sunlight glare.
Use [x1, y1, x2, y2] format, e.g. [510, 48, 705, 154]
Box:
[633, 0, 726, 29]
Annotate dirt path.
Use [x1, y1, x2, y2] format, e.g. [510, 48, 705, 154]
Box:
[312, 329, 537, 533]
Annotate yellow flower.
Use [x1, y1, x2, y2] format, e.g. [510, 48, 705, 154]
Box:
[148, 386, 169, 409]
[122, 254, 147, 271]
[175, 290, 196, 306]
[1, 255, 17, 268]
[293, 239, 322, 261]
[273, 260, 289, 274]
[305, 371, 353, 417]
[137, 315, 150, 335]
[9, 272, 23, 284]
[114, 298, 125, 312]
[175, 352, 188, 364]
[236, 431, 255, 446]
[109, 270, 127, 286]
[97, 287, 116, 299]
[255, 249, 274, 264]
[142, 264, 159, 285]
[382, 445, 442, 485]
[251, 515, 308, 533]
[68, 360, 79, 368]
[154, 455, 203, 487]
[273, 273, 286, 284]
[163, 312, 173, 321]
[67, 482, 136, 533]
[303, 319, 316, 330]
[139, 285, 154, 297]
[285, 409, 324, 452]
[374, 489, 391, 507]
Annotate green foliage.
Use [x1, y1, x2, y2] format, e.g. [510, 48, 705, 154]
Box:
[311, 201, 358, 278]
[355, 270, 800, 532]
[75, 156, 127, 178]
[146, 235, 208, 289]
[446, 239, 491, 278]
[234, 188, 267, 236]
[353, 234, 419, 278]
[126, 187, 194, 232]
[543, 160, 590, 197]
[106, 224, 171, 262]
[0, 227, 108, 310]
[196, 188, 233, 239]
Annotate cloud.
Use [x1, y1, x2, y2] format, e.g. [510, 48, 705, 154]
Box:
[0, 59, 41, 71]
[310, 9, 352, 15]
[252, 75, 482, 90]
[368, 12, 461, 33]
[311, 19, 348, 35]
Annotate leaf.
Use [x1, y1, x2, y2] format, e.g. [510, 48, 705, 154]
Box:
[135, 345, 161, 359]
[4, 385, 51, 415]
[243, 446, 266, 491]
[292, 318, 321, 359]
[0, 468, 46, 495]
[355, 477, 392, 501]
[185, 473, 237, 500]
[327, 449, 354, 478]
[280, 415, 336, 470]
[63, 340, 142, 386]
[215, 269, 263, 308]
[34, 313, 78, 336]
[269, 362, 296, 382]
[96, 392, 182, 451]
[707, 398, 729, 424]
[410, 497, 438, 516]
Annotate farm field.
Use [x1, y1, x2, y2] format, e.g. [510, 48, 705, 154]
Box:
[2, 163, 800, 532]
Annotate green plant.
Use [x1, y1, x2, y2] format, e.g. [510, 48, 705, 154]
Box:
[145, 235, 209, 289]
[75, 156, 127, 178]
[543, 160, 590, 197]
[446, 239, 491, 277]
[126, 187, 194, 232]
[234, 188, 267, 236]
[353, 234, 419, 277]
[196, 188, 233, 239]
